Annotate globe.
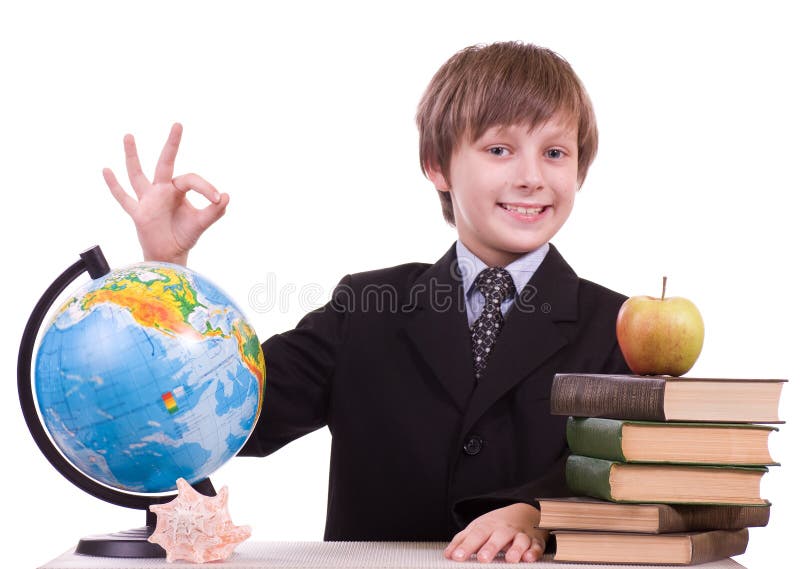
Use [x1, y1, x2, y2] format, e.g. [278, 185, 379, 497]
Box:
[33, 258, 265, 495]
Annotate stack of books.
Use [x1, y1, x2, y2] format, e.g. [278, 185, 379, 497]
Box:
[541, 373, 786, 565]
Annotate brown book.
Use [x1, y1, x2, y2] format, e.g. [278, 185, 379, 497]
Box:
[537, 496, 770, 533]
[566, 455, 769, 505]
[552, 528, 749, 565]
[551, 373, 785, 423]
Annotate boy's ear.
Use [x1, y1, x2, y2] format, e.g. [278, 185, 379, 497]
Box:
[424, 161, 450, 192]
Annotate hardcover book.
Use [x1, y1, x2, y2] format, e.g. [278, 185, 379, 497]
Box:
[566, 417, 778, 466]
[551, 373, 785, 423]
[565, 455, 769, 505]
[537, 496, 770, 533]
[552, 528, 749, 565]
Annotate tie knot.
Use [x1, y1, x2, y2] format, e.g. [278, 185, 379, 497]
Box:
[474, 267, 515, 302]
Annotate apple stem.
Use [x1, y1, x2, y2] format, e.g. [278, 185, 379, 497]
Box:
[662, 276, 667, 300]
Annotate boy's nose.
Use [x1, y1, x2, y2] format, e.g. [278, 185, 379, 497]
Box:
[514, 156, 545, 191]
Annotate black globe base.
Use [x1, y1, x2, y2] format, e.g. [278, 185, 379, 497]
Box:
[73, 479, 216, 558]
[75, 508, 165, 558]
[76, 527, 165, 558]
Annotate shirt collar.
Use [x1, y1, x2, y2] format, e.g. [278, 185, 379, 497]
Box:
[456, 240, 550, 296]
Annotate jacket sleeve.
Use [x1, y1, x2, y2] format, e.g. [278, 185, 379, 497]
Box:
[238, 275, 352, 457]
[451, 445, 572, 528]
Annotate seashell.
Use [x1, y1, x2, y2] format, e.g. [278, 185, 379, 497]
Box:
[148, 478, 251, 563]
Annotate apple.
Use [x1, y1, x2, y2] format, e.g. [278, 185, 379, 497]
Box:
[616, 277, 704, 376]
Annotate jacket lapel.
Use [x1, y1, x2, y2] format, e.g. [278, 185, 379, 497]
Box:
[400, 244, 475, 412]
[400, 244, 580, 425]
[459, 245, 580, 435]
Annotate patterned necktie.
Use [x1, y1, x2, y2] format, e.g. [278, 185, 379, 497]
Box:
[470, 267, 515, 380]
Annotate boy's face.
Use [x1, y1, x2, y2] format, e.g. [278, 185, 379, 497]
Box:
[429, 115, 579, 267]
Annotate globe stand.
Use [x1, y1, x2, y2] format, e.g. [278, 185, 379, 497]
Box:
[76, 525, 165, 558]
[17, 246, 217, 558]
[75, 478, 217, 558]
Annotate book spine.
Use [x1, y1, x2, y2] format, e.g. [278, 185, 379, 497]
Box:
[566, 417, 627, 461]
[689, 529, 749, 564]
[659, 505, 770, 532]
[565, 455, 614, 500]
[551, 374, 668, 420]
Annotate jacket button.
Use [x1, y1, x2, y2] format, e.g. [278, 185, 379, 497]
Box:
[463, 435, 484, 456]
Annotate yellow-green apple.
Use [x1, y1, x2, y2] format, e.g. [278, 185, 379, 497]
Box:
[616, 277, 704, 376]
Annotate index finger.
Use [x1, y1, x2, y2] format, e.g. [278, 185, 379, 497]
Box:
[464, 526, 517, 564]
[124, 134, 150, 198]
[444, 528, 469, 558]
[153, 123, 183, 184]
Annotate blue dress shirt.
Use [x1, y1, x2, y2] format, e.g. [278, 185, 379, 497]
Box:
[456, 240, 550, 328]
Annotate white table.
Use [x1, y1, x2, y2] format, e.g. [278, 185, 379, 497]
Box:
[39, 541, 748, 569]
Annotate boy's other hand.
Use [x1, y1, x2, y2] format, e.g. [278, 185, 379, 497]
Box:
[444, 503, 548, 563]
[103, 123, 229, 266]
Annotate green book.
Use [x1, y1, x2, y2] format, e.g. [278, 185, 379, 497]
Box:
[565, 455, 769, 505]
[566, 417, 779, 466]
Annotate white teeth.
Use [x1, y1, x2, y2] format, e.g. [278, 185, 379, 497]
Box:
[502, 204, 544, 215]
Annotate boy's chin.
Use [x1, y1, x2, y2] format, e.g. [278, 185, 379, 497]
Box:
[496, 231, 554, 254]
[470, 240, 550, 267]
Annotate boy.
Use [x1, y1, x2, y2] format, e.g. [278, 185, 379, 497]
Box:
[104, 42, 629, 563]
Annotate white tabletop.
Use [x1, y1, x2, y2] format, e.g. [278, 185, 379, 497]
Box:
[39, 541, 748, 569]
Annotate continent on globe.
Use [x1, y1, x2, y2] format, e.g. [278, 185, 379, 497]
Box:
[34, 263, 265, 494]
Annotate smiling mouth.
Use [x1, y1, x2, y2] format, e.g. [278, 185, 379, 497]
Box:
[500, 203, 547, 215]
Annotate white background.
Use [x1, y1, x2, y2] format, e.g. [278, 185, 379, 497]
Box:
[1, 1, 797, 567]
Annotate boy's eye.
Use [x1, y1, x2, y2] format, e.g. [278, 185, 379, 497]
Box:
[546, 148, 564, 159]
[488, 147, 509, 157]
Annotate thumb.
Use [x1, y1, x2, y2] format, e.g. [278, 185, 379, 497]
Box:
[197, 192, 229, 230]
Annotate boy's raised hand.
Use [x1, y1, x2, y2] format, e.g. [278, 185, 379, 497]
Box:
[103, 123, 229, 266]
[445, 503, 549, 564]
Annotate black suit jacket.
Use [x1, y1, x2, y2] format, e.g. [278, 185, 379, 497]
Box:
[239, 243, 630, 540]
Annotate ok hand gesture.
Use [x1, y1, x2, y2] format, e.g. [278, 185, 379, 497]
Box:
[103, 123, 229, 266]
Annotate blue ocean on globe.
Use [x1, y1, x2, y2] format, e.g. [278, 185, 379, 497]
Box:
[34, 263, 266, 494]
